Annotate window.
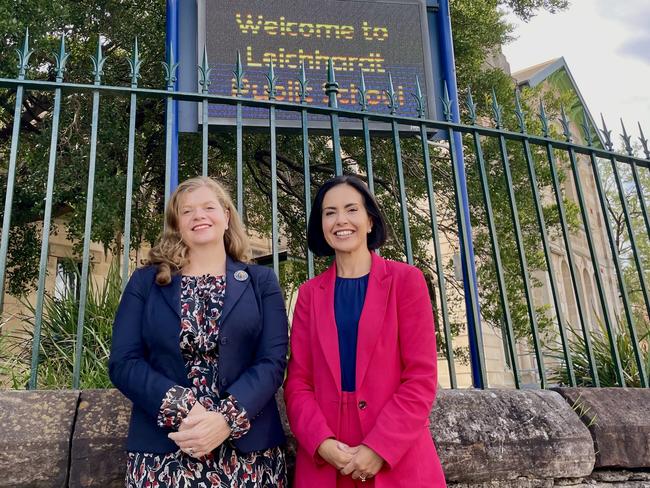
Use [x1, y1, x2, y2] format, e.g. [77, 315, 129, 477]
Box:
[54, 259, 81, 301]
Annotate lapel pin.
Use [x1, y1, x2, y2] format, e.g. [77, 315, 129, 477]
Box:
[234, 270, 249, 282]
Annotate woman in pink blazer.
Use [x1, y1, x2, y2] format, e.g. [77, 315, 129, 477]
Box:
[285, 175, 446, 487]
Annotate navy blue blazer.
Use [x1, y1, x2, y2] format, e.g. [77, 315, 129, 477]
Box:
[109, 258, 288, 454]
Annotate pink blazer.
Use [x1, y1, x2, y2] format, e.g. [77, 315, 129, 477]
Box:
[284, 252, 446, 488]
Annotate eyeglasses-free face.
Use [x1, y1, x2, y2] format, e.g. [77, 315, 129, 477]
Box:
[321, 184, 373, 258]
[178, 185, 230, 250]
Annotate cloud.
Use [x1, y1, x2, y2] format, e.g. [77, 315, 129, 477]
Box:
[595, 0, 650, 29]
[592, 0, 650, 64]
[618, 36, 650, 64]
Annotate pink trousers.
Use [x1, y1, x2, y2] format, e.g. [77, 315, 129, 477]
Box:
[336, 392, 376, 488]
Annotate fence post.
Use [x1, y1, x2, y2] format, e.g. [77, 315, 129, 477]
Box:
[166, 0, 179, 195]
[435, 0, 486, 388]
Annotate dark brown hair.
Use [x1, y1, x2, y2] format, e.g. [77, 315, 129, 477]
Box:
[307, 175, 388, 257]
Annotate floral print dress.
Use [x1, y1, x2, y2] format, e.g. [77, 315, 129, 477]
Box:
[125, 274, 286, 488]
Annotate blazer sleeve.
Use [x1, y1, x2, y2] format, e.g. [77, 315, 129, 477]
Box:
[226, 267, 289, 418]
[108, 268, 177, 419]
[362, 266, 438, 469]
[284, 284, 336, 461]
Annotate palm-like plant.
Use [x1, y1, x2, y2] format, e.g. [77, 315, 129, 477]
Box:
[1, 259, 122, 389]
[547, 317, 650, 387]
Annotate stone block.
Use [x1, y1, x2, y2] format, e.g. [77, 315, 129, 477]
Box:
[448, 480, 553, 488]
[69, 389, 131, 487]
[430, 389, 595, 483]
[590, 470, 650, 483]
[0, 389, 80, 488]
[553, 388, 650, 469]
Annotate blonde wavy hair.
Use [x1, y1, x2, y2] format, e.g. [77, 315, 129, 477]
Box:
[146, 176, 251, 285]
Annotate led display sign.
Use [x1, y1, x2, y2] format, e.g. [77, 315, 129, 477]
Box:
[198, 0, 436, 130]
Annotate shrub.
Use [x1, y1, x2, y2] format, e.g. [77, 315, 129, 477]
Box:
[1, 260, 122, 389]
[547, 318, 650, 387]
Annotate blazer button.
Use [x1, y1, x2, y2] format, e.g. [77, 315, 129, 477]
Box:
[220, 378, 228, 387]
[220, 336, 228, 345]
[358, 400, 367, 410]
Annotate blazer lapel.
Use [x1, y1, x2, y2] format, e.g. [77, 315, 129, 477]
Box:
[356, 252, 392, 389]
[221, 257, 250, 325]
[160, 273, 181, 318]
[316, 264, 342, 392]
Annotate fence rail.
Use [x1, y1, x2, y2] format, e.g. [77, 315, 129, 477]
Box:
[1, 30, 649, 390]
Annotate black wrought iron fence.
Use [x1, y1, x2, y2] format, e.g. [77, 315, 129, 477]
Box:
[1, 31, 649, 391]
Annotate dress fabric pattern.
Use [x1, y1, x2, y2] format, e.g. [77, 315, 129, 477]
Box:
[125, 274, 286, 488]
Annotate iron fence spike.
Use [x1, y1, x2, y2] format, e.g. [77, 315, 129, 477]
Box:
[358, 70, 368, 111]
[385, 72, 398, 114]
[327, 57, 336, 84]
[199, 45, 212, 93]
[490, 88, 502, 129]
[514, 88, 526, 133]
[162, 42, 179, 90]
[127, 37, 142, 87]
[232, 50, 244, 96]
[298, 61, 309, 104]
[638, 122, 650, 160]
[16, 27, 34, 79]
[411, 75, 425, 118]
[465, 86, 477, 125]
[620, 119, 634, 156]
[91, 37, 106, 85]
[54, 31, 69, 82]
[265, 60, 277, 100]
[600, 113, 614, 151]
[325, 58, 339, 107]
[559, 104, 572, 142]
[538, 100, 550, 137]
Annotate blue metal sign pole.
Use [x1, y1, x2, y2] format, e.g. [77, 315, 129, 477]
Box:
[166, 0, 179, 193]
[428, 0, 485, 388]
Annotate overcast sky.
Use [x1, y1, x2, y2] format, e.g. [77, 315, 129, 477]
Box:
[501, 0, 650, 146]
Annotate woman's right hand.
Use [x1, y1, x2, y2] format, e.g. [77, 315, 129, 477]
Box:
[317, 439, 358, 469]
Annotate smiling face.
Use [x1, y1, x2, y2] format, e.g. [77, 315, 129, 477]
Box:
[321, 183, 373, 257]
[177, 185, 229, 251]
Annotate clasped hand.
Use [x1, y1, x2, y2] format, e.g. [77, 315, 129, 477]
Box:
[168, 402, 232, 458]
[318, 439, 384, 480]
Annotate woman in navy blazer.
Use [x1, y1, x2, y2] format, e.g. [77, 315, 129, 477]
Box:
[109, 176, 288, 487]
